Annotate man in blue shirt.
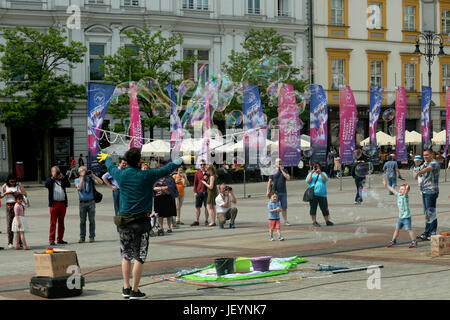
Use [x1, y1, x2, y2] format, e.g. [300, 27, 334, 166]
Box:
[75, 167, 103, 244]
[97, 148, 191, 300]
[102, 157, 127, 232]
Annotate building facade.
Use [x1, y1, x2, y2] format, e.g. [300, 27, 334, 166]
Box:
[0, 0, 308, 180]
[311, 0, 450, 148]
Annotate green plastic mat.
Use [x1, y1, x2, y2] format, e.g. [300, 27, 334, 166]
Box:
[181, 256, 308, 281]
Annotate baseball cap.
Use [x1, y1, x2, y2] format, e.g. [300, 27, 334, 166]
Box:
[414, 155, 423, 162]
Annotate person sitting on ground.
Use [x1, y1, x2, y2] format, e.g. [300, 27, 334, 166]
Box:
[267, 192, 284, 241]
[382, 179, 417, 248]
[215, 184, 238, 229]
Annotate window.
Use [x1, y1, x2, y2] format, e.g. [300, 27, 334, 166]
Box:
[183, 49, 209, 81]
[404, 63, 416, 92]
[183, 0, 208, 10]
[366, 50, 390, 103]
[278, 0, 288, 16]
[367, 2, 382, 29]
[125, 44, 139, 56]
[442, 64, 450, 92]
[326, 48, 352, 103]
[402, 0, 420, 42]
[124, 0, 139, 6]
[330, 0, 344, 25]
[89, 44, 105, 81]
[248, 0, 261, 14]
[370, 61, 383, 87]
[404, 6, 415, 31]
[328, 0, 348, 38]
[443, 9, 450, 34]
[89, 0, 104, 3]
[331, 59, 345, 90]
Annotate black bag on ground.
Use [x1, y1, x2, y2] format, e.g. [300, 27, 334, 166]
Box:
[29, 276, 84, 299]
[302, 174, 320, 202]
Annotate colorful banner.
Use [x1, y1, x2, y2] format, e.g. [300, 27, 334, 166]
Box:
[395, 87, 408, 162]
[339, 85, 358, 165]
[369, 86, 382, 161]
[421, 86, 432, 150]
[243, 84, 264, 168]
[167, 83, 183, 161]
[445, 87, 450, 157]
[278, 83, 302, 167]
[128, 82, 143, 150]
[309, 84, 328, 166]
[87, 82, 116, 175]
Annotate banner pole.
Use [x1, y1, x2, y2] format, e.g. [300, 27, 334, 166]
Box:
[339, 164, 343, 191]
[445, 157, 448, 182]
[243, 168, 247, 198]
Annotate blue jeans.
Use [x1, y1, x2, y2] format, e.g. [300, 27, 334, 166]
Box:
[422, 193, 438, 236]
[79, 200, 96, 239]
[113, 189, 120, 232]
[354, 178, 365, 202]
[387, 177, 397, 195]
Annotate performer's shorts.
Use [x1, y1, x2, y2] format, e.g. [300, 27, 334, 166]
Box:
[119, 218, 151, 264]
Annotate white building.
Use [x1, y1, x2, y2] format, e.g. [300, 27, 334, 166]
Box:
[311, 0, 449, 148]
[0, 0, 308, 180]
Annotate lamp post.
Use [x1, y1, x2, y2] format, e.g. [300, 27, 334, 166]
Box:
[413, 31, 446, 88]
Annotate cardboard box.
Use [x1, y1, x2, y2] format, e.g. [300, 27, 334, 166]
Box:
[34, 249, 80, 278]
[430, 235, 450, 256]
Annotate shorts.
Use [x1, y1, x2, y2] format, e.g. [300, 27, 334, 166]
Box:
[396, 217, 412, 230]
[277, 193, 288, 210]
[269, 219, 281, 230]
[195, 192, 207, 208]
[119, 218, 151, 264]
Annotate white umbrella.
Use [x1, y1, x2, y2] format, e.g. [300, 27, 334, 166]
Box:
[103, 143, 129, 156]
[432, 130, 446, 145]
[360, 131, 395, 146]
[405, 130, 422, 145]
[141, 139, 171, 156]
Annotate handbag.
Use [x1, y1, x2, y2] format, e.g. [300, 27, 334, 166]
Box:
[302, 174, 320, 202]
[90, 177, 103, 203]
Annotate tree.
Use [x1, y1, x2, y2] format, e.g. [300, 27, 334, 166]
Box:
[0, 26, 86, 182]
[222, 28, 308, 123]
[101, 26, 196, 139]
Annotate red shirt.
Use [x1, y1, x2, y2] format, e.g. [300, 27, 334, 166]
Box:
[193, 170, 207, 193]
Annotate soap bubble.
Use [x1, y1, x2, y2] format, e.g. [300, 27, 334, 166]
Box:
[425, 207, 437, 223]
[269, 117, 280, 130]
[242, 56, 291, 85]
[152, 101, 171, 118]
[382, 108, 395, 121]
[303, 149, 312, 157]
[362, 145, 377, 157]
[354, 226, 368, 237]
[353, 149, 363, 160]
[355, 162, 373, 178]
[225, 110, 243, 127]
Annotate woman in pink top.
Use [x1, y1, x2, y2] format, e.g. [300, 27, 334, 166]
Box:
[11, 194, 30, 250]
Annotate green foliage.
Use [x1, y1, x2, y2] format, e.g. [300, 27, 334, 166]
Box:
[0, 26, 86, 131]
[222, 28, 308, 122]
[101, 26, 196, 137]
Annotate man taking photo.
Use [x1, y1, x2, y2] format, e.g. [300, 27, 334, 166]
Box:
[215, 184, 238, 229]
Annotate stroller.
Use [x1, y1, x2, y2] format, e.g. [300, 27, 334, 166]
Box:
[149, 212, 164, 237]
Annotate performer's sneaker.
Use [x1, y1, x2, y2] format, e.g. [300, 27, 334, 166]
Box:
[387, 240, 397, 248]
[409, 240, 418, 248]
[129, 290, 146, 300]
[326, 221, 334, 226]
[122, 287, 131, 299]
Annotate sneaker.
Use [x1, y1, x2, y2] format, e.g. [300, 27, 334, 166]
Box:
[157, 229, 164, 236]
[219, 224, 224, 229]
[89, 238, 95, 243]
[418, 234, 430, 241]
[229, 224, 236, 229]
[387, 240, 397, 248]
[278, 236, 285, 241]
[204, 220, 209, 226]
[122, 287, 131, 299]
[49, 242, 56, 246]
[269, 237, 274, 241]
[285, 221, 291, 226]
[312, 222, 321, 227]
[78, 238, 85, 243]
[426, 236, 431, 241]
[129, 290, 146, 300]
[409, 240, 418, 248]
[326, 220, 334, 226]
[57, 240, 68, 245]
[166, 229, 172, 233]
[190, 221, 199, 227]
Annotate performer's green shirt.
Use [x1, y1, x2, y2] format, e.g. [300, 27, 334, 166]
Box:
[105, 157, 180, 216]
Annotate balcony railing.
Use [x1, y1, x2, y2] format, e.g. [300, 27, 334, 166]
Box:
[278, 9, 289, 17]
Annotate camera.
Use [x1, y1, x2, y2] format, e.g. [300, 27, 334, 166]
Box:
[225, 186, 232, 191]
[87, 170, 93, 176]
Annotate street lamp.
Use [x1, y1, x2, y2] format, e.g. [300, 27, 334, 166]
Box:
[413, 31, 446, 88]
